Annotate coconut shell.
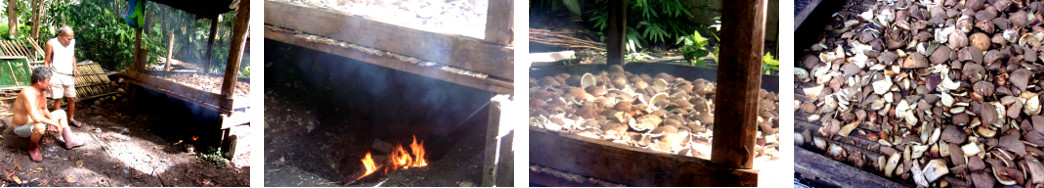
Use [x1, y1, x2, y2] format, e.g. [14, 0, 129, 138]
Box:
[999, 135, 1027, 156]
[931, 45, 953, 64]
[903, 53, 930, 69]
[942, 125, 967, 143]
[984, 50, 1006, 65]
[1010, 69, 1032, 91]
[879, 51, 899, 64]
[971, 33, 992, 50]
[982, 104, 999, 125]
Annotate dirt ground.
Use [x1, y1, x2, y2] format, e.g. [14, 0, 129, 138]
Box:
[0, 94, 249, 187]
[264, 41, 493, 186]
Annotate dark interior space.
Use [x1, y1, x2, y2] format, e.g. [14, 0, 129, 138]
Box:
[264, 39, 495, 186]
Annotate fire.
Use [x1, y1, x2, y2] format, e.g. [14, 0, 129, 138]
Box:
[360, 152, 378, 177]
[191, 136, 198, 141]
[355, 135, 429, 180]
[388, 135, 428, 170]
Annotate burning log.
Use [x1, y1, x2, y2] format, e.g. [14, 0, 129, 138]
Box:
[350, 135, 429, 185]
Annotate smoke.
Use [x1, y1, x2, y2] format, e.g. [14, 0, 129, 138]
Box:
[282, 41, 494, 136]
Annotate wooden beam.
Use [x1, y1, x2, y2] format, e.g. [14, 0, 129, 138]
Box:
[794, 0, 824, 31]
[220, 0, 248, 111]
[265, 26, 513, 94]
[605, 0, 626, 65]
[711, 0, 766, 169]
[795, 147, 909, 188]
[264, 0, 513, 80]
[123, 70, 223, 112]
[483, 0, 513, 46]
[203, 16, 219, 74]
[530, 128, 758, 186]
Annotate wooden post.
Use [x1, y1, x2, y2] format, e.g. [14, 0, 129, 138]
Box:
[133, 27, 144, 72]
[30, 0, 42, 39]
[220, 0, 248, 111]
[605, 0, 626, 65]
[165, 33, 174, 71]
[482, 95, 513, 186]
[710, 0, 766, 169]
[7, 0, 16, 38]
[483, 0, 513, 46]
[203, 16, 219, 74]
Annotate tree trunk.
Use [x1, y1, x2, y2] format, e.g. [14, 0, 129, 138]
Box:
[165, 33, 174, 72]
[30, 0, 42, 39]
[203, 17, 218, 74]
[8, 0, 17, 38]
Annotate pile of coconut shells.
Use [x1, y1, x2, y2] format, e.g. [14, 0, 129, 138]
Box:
[795, 0, 1044, 187]
[529, 64, 780, 161]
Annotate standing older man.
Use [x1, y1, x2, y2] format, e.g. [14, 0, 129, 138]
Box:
[44, 25, 82, 127]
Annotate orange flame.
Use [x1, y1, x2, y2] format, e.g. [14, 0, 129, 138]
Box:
[357, 135, 428, 180]
[409, 136, 427, 167]
[360, 152, 378, 177]
[191, 136, 198, 141]
[387, 135, 428, 170]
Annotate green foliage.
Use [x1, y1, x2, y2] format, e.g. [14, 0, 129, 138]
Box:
[678, 29, 710, 66]
[762, 52, 779, 75]
[585, 0, 699, 52]
[0, 0, 248, 77]
[63, 0, 142, 70]
[199, 146, 227, 168]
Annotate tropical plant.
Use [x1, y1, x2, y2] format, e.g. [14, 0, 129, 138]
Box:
[762, 52, 779, 75]
[585, 0, 702, 52]
[50, 0, 246, 77]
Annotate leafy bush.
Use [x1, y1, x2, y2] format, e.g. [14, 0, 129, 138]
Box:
[199, 146, 227, 168]
[585, 0, 699, 52]
[678, 29, 711, 66]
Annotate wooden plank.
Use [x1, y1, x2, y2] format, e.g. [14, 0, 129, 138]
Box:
[483, 0, 512, 46]
[711, 0, 766, 169]
[530, 128, 758, 186]
[530, 167, 612, 187]
[123, 70, 223, 112]
[794, 0, 824, 31]
[264, 0, 513, 80]
[795, 147, 909, 188]
[26, 38, 42, 61]
[221, 0, 249, 111]
[265, 26, 513, 94]
[605, 0, 626, 65]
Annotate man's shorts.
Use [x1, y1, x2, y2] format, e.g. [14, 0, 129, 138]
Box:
[50, 73, 75, 99]
[13, 110, 65, 138]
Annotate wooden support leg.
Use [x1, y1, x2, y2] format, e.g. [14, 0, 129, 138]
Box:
[221, 0, 249, 102]
[483, 0, 513, 46]
[605, 0, 627, 65]
[482, 94, 513, 186]
[710, 0, 766, 169]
